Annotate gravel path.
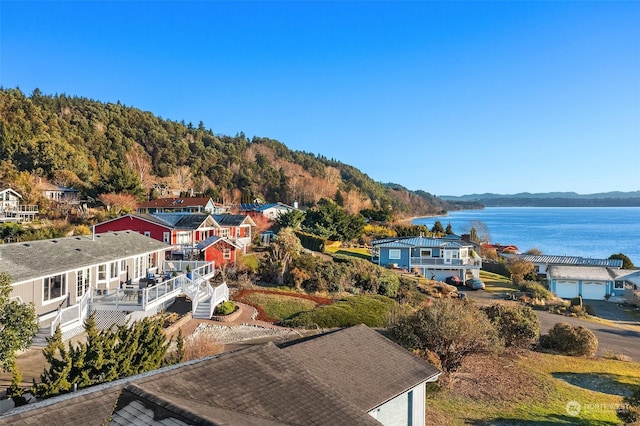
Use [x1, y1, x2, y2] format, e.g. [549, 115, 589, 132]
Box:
[189, 323, 301, 344]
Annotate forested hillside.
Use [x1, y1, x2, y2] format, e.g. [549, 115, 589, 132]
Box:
[0, 88, 456, 217]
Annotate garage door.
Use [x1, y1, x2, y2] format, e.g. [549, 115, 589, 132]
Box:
[555, 281, 579, 298]
[581, 281, 606, 300]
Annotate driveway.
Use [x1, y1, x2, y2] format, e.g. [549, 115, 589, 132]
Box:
[463, 289, 640, 362]
[586, 300, 640, 326]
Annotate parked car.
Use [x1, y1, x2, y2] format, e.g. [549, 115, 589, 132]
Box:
[465, 278, 485, 290]
[445, 275, 463, 286]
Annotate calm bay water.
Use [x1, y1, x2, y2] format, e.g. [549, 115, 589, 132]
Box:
[413, 207, 640, 266]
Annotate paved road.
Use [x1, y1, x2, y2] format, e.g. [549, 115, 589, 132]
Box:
[462, 288, 640, 362]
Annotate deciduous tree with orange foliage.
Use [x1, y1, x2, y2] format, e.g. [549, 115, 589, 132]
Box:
[97, 192, 138, 217]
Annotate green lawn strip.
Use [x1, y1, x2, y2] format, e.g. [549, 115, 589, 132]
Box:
[324, 246, 371, 259]
[239, 292, 317, 321]
[282, 295, 396, 328]
[480, 270, 518, 293]
[426, 352, 640, 425]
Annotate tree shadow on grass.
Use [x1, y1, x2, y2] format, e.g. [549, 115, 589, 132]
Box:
[473, 414, 619, 425]
[551, 372, 634, 396]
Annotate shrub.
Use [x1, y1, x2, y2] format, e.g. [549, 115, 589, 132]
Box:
[184, 334, 224, 361]
[539, 322, 598, 356]
[390, 298, 503, 372]
[519, 280, 553, 300]
[214, 301, 237, 315]
[482, 304, 540, 348]
[617, 385, 640, 424]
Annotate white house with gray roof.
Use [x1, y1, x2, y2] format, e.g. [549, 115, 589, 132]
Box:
[547, 265, 636, 300]
[1, 231, 227, 339]
[372, 235, 482, 281]
[502, 253, 623, 276]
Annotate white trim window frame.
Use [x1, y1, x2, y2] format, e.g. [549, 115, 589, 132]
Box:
[76, 268, 90, 298]
[223, 248, 231, 260]
[614, 280, 625, 290]
[110, 261, 119, 280]
[43, 273, 67, 304]
[388, 249, 401, 260]
[163, 232, 171, 244]
[97, 264, 107, 282]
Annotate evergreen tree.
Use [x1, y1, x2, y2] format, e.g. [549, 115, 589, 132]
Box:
[36, 326, 73, 397]
[0, 272, 39, 372]
[445, 222, 453, 235]
[431, 220, 445, 235]
[173, 328, 185, 364]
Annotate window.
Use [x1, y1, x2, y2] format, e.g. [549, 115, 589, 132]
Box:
[121, 259, 126, 271]
[110, 261, 118, 279]
[143, 231, 151, 237]
[76, 268, 90, 297]
[614, 281, 625, 289]
[98, 264, 107, 281]
[389, 249, 401, 260]
[420, 249, 431, 257]
[176, 231, 191, 244]
[223, 248, 231, 260]
[220, 228, 229, 238]
[44, 274, 66, 302]
[148, 253, 157, 268]
[163, 232, 171, 243]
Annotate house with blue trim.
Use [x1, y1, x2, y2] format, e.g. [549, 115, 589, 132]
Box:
[371, 235, 482, 281]
[547, 265, 637, 301]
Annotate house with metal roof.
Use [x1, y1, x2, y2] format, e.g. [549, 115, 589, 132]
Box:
[94, 212, 255, 262]
[0, 231, 227, 339]
[0, 325, 441, 426]
[502, 253, 623, 277]
[547, 265, 637, 301]
[371, 236, 482, 281]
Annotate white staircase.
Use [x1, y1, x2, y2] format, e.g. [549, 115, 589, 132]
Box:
[193, 292, 213, 319]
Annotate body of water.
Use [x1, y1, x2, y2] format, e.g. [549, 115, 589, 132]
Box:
[413, 207, 640, 266]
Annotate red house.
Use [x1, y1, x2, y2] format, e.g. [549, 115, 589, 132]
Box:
[94, 213, 255, 264]
[197, 236, 243, 265]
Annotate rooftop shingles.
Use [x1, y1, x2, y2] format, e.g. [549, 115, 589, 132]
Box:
[548, 265, 622, 281]
[133, 343, 380, 425]
[0, 231, 168, 284]
[281, 324, 441, 412]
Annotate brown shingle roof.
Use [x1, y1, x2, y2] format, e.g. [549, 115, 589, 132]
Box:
[1, 326, 440, 425]
[132, 343, 379, 425]
[281, 324, 442, 411]
[0, 386, 122, 425]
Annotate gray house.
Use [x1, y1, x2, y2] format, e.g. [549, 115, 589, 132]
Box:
[1, 231, 226, 339]
[0, 325, 441, 425]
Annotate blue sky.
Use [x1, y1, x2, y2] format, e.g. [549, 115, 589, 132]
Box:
[1, 1, 639, 196]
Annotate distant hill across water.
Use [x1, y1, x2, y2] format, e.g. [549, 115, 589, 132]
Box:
[440, 191, 640, 207]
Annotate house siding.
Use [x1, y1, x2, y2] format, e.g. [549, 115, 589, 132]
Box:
[95, 217, 171, 242]
[369, 383, 426, 426]
[7, 247, 168, 320]
[379, 247, 411, 270]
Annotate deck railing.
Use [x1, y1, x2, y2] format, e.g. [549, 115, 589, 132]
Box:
[50, 290, 91, 336]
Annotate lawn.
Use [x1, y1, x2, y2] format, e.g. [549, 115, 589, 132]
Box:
[426, 350, 640, 425]
[324, 245, 371, 259]
[233, 289, 333, 322]
[480, 270, 518, 293]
